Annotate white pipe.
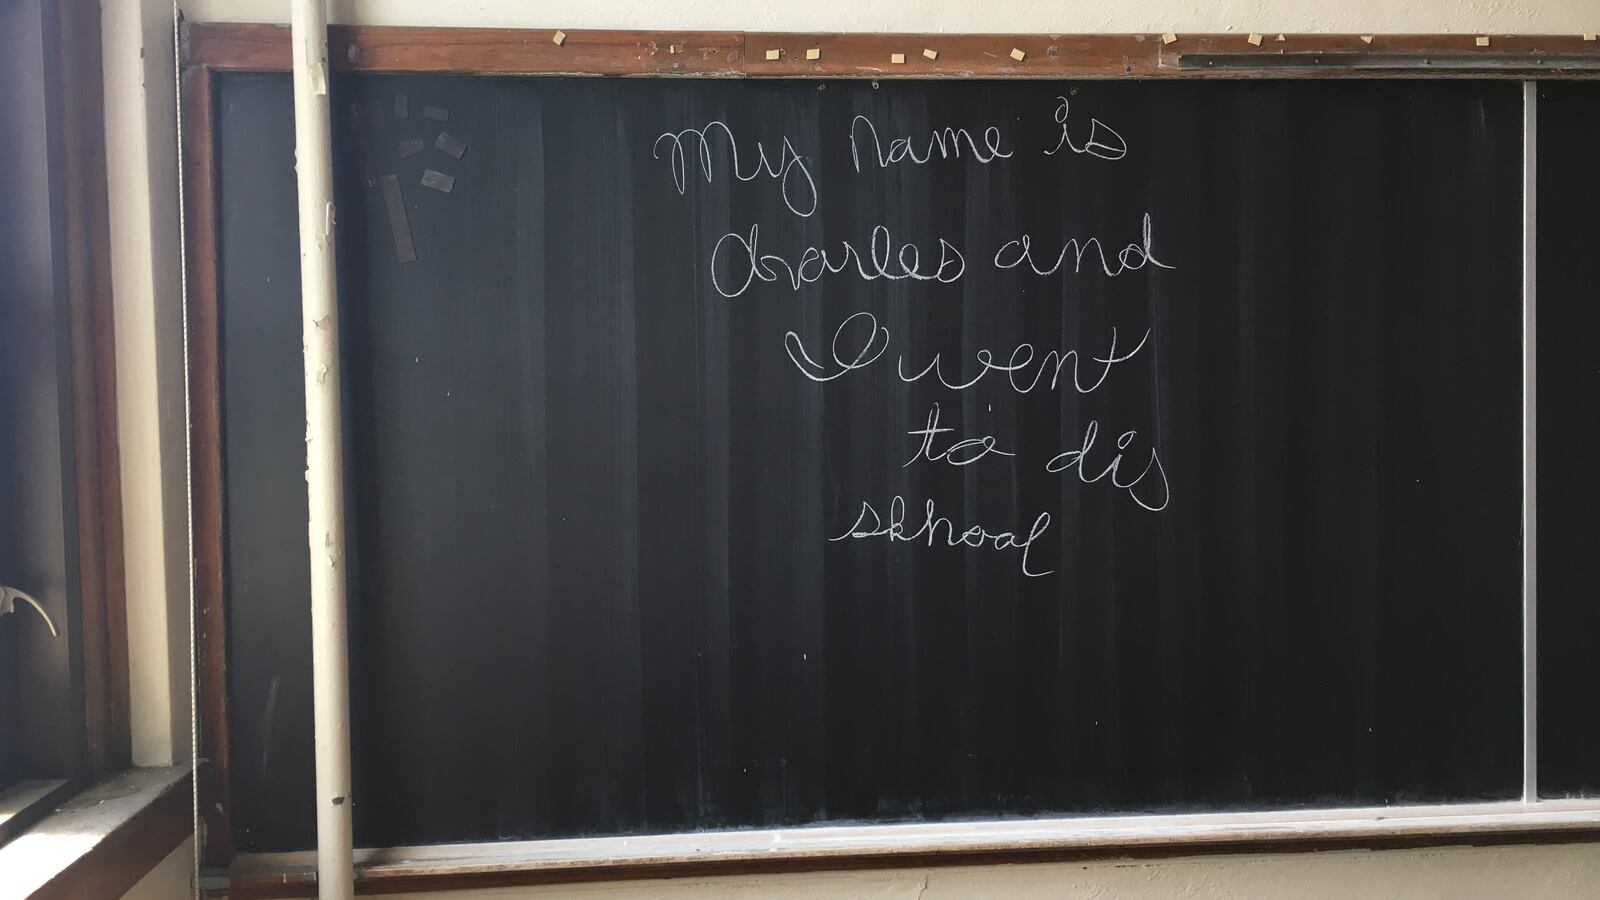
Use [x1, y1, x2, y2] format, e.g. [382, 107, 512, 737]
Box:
[289, 1, 356, 897]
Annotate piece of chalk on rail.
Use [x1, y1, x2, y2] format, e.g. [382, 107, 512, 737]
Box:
[766, 48, 782, 60]
[669, 44, 682, 54]
[891, 52, 906, 64]
[923, 48, 939, 60]
[1161, 33, 1178, 45]
[552, 31, 566, 46]
[1476, 36, 1491, 46]
[1585, 33, 1597, 41]
[1275, 33, 1287, 42]
[806, 47, 821, 60]
[1247, 33, 1262, 47]
[1360, 35, 1374, 44]
[1010, 47, 1027, 61]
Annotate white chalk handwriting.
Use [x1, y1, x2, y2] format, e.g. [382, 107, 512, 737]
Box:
[994, 213, 1174, 278]
[903, 403, 1015, 468]
[1046, 420, 1171, 512]
[650, 97, 1178, 561]
[652, 120, 818, 218]
[784, 311, 1148, 395]
[782, 311, 889, 382]
[830, 495, 1054, 577]
[848, 115, 1014, 172]
[1044, 96, 1128, 161]
[712, 225, 965, 298]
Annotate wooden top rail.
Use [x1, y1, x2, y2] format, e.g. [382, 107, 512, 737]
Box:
[181, 23, 1600, 78]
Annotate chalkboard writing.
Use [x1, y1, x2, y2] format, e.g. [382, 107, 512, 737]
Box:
[218, 74, 1528, 852]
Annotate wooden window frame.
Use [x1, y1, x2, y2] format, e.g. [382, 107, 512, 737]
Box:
[0, 3, 194, 898]
[0, 0, 195, 891]
[0, 0, 130, 828]
[179, 21, 1600, 897]
[52, 0, 131, 790]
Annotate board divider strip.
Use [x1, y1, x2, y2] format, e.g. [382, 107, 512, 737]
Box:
[180, 23, 1600, 77]
[1521, 80, 1539, 803]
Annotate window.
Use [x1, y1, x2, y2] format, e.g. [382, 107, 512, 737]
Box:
[0, 0, 128, 848]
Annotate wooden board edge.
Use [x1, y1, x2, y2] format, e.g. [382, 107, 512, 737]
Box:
[211, 819, 1600, 898]
[183, 63, 235, 869]
[180, 20, 290, 72]
[183, 22, 746, 75]
[180, 23, 1600, 77]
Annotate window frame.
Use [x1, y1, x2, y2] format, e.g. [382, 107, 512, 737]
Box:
[0, 0, 130, 849]
[179, 22, 1600, 894]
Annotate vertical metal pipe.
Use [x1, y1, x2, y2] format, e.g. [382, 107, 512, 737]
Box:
[289, 1, 356, 895]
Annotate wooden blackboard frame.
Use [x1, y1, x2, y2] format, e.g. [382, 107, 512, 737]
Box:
[181, 23, 1600, 78]
[179, 21, 1600, 897]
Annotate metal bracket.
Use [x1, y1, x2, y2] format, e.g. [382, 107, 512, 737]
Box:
[0, 584, 60, 637]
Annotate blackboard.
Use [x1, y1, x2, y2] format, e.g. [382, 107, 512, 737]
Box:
[1536, 81, 1600, 800]
[217, 73, 1534, 853]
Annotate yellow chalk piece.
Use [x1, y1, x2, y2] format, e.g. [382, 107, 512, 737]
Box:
[923, 48, 939, 60]
[1161, 33, 1178, 45]
[765, 48, 782, 61]
[806, 47, 821, 60]
[669, 44, 682, 54]
[891, 52, 907, 64]
[1476, 36, 1491, 47]
[1360, 35, 1374, 44]
[552, 30, 567, 46]
[1247, 33, 1262, 47]
[1010, 47, 1027, 61]
[1584, 33, 1597, 41]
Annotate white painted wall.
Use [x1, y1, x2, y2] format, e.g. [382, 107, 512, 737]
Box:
[122, 837, 195, 900]
[104, 0, 192, 772]
[183, 0, 1599, 35]
[108, 0, 1600, 896]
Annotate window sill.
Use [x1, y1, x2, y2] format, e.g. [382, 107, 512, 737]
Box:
[0, 765, 193, 900]
[214, 799, 1600, 898]
[0, 780, 75, 848]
